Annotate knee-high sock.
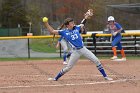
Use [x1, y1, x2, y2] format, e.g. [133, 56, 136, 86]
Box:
[67, 52, 71, 58]
[112, 47, 117, 56]
[120, 49, 126, 58]
[54, 70, 64, 81]
[63, 52, 67, 61]
[97, 64, 107, 77]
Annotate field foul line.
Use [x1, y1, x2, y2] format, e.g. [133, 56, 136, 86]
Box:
[0, 78, 139, 89]
[63, 74, 117, 76]
[0, 74, 117, 77]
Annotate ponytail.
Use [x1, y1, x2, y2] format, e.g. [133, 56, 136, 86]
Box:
[57, 23, 65, 30]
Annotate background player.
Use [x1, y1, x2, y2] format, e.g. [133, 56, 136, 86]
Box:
[56, 36, 72, 65]
[107, 16, 126, 61]
[43, 9, 113, 81]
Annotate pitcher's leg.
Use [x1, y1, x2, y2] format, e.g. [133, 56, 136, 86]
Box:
[54, 51, 80, 81]
[81, 47, 112, 80]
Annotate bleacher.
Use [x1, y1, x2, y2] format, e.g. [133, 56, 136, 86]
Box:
[84, 30, 140, 56]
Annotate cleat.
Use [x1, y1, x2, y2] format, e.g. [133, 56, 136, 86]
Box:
[104, 77, 113, 81]
[113, 58, 126, 62]
[110, 56, 118, 60]
[63, 61, 68, 65]
[48, 78, 56, 81]
[121, 57, 126, 61]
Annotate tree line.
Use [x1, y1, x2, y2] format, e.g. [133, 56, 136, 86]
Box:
[0, 0, 140, 35]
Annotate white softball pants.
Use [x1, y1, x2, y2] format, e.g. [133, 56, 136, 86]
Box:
[62, 46, 101, 73]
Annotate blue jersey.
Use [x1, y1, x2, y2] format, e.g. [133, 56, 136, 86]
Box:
[58, 25, 83, 49]
[109, 22, 122, 32]
[109, 22, 122, 37]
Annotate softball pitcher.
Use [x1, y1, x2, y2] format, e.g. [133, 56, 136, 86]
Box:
[43, 9, 113, 81]
[107, 16, 126, 61]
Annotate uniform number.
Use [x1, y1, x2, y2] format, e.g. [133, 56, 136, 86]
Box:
[71, 34, 78, 40]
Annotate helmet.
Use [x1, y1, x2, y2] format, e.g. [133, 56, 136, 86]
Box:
[108, 16, 115, 21]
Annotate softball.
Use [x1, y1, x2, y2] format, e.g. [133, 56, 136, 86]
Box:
[43, 17, 48, 22]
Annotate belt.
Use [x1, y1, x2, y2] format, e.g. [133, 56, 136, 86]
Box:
[74, 46, 83, 50]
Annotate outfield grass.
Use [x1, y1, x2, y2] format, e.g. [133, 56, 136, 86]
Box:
[0, 55, 139, 61]
[30, 38, 58, 53]
[0, 57, 62, 61]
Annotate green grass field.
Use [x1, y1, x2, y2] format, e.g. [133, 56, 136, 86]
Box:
[0, 55, 139, 61]
[30, 38, 58, 53]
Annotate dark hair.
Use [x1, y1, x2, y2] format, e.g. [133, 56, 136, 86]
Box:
[64, 18, 74, 25]
[57, 24, 65, 30]
[57, 18, 74, 30]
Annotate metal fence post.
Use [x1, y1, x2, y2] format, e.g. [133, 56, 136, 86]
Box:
[134, 35, 137, 55]
[59, 44, 62, 58]
[92, 33, 97, 55]
[27, 38, 30, 58]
